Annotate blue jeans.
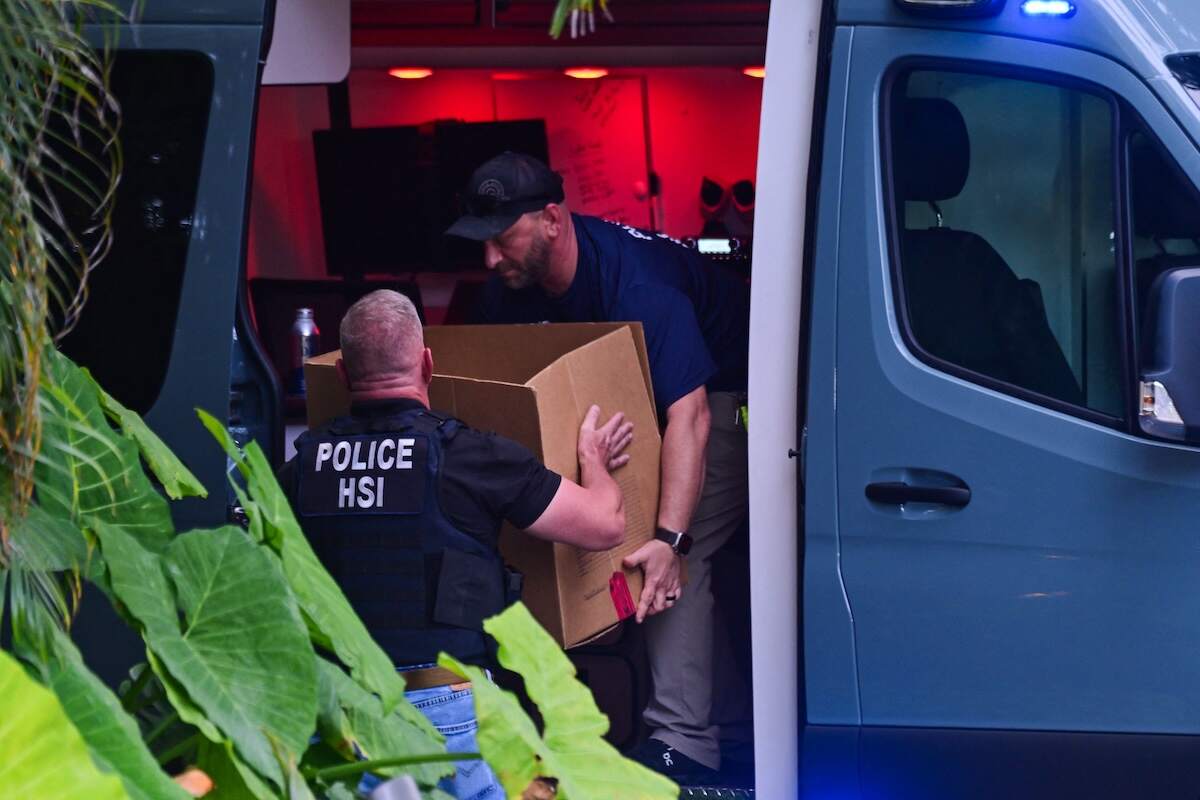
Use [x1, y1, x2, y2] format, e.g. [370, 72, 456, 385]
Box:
[359, 668, 502, 800]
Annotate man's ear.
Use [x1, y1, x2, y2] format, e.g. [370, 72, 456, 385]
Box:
[543, 203, 565, 238]
[335, 358, 350, 389]
[421, 347, 434, 385]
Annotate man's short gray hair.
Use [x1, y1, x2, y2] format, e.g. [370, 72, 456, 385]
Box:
[339, 290, 424, 384]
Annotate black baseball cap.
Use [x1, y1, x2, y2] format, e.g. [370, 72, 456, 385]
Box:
[445, 152, 566, 241]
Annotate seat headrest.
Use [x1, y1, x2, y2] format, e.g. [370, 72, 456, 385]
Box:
[1131, 137, 1200, 240]
[895, 97, 970, 202]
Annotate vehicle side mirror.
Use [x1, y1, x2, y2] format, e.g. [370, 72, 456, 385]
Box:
[1140, 267, 1200, 443]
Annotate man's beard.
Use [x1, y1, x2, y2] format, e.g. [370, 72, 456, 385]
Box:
[502, 231, 551, 290]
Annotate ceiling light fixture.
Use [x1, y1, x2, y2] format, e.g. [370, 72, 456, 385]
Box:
[388, 68, 433, 79]
[564, 67, 609, 79]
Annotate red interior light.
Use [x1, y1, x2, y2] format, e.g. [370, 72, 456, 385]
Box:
[388, 68, 433, 80]
[743, 66, 766, 79]
[564, 67, 609, 80]
[492, 71, 533, 81]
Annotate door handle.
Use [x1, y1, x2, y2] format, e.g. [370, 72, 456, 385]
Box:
[865, 481, 971, 507]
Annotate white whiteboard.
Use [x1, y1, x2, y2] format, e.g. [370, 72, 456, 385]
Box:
[495, 77, 652, 228]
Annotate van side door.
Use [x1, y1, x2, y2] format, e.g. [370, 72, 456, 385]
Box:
[830, 26, 1200, 742]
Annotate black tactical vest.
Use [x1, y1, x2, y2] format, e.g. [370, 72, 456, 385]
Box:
[294, 407, 507, 665]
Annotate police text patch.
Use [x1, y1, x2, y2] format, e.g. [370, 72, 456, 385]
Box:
[297, 433, 429, 516]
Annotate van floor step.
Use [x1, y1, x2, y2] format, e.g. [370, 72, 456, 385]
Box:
[679, 788, 755, 798]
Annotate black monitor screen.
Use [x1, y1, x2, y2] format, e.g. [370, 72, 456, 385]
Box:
[313, 119, 549, 275]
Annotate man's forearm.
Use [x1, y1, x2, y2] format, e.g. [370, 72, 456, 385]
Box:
[580, 456, 624, 521]
[657, 391, 711, 532]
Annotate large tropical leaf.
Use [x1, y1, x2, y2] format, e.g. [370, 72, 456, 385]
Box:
[0, 648, 129, 800]
[93, 520, 318, 790]
[197, 409, 410, 715]
[36, 349, 174, 552]
[144, 649, 223, 746]
[85, 369, 206, 500]
[314, 657, 355, 759]
[195, 738, 275, 800]
[40, 626, 190, 800]
[437, 655, 541, 798]
[321, 659, 452, 789]
[442, 603, 679, 800]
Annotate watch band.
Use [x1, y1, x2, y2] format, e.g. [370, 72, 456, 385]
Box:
[654, 527, 693, 556]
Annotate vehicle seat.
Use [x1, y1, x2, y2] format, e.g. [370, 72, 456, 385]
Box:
[896, 97, 1083, 406]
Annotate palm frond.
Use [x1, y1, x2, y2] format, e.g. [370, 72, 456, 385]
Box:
[0, 0, 124, 548]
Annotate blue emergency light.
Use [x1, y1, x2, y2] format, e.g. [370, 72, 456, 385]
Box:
[894, 0, 1005, 18]
[1020, 0, 1075, 16]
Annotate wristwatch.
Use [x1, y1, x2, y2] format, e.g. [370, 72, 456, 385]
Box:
[654, 527, 693, 556]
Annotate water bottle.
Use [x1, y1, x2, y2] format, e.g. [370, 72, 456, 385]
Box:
[288, 308, 320, 397]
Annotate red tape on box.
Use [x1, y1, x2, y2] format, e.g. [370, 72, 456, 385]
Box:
[609, 571, 636, 620]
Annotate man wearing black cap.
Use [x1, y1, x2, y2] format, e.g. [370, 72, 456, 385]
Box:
[447, 152, 752, 785]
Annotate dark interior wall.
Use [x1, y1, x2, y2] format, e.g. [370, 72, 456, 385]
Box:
[247, 66, 764, 281]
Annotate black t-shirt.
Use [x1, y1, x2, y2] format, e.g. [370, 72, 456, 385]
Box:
[478, 214, 750, 417]
[280, 398, 561, 542]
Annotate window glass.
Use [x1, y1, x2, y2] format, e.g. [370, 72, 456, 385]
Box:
[56, 52, 213, 414]
[890, 69, 1122, 417]
[1128, 129, 1200, 338]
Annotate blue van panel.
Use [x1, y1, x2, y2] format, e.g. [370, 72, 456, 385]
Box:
[832, 26, 1200, 734]
[804, 26, 863, 727]
[111, 0, 270, 24]
[836, 0, 1200, 149]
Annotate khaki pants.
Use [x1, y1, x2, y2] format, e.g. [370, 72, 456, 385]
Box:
[642, 390, 752, 769]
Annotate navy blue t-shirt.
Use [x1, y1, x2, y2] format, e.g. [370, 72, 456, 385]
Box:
[478, 215, 750, 417]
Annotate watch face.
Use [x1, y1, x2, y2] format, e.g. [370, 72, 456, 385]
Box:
[656, 527, 691, 555]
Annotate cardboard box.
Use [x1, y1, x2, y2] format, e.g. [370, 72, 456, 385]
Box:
[304, 323, 661, 648]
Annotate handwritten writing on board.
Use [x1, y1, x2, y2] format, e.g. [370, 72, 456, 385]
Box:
[495, 77, 650, 227]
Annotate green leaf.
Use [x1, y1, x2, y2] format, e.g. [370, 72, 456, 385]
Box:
[323, 784, 357, 800]
[272, 737, 319, 800]
[321, 660, 452, 788]
[195, 737, 276, 800]
[549, 0, 571, 37]
[6, 506, 110, 641]
[7, 563, 75, 655]
[0, 648, 130, 800]
[93, 520, 319, 790]
[8, 503, 91, 572]
[442, 603, 679, 800]
[145, 649, 224, 745]
[315, 657, 355, 759]
[197, 408, 408, 713]
[40, 627, 191, 800]
[37, 349, 174, 552]
[437, 656, 539, 798]
[86, 369, 207, 500]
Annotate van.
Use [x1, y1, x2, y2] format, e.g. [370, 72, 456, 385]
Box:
[754, 1, 1200, 797]
[67, 0, 1200, 796]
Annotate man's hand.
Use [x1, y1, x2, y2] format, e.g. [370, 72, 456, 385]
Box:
[578, 404, 634, 472]
[622, 539, 683, 623]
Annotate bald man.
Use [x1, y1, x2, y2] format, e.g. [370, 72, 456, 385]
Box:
[279, 290, 635, 799]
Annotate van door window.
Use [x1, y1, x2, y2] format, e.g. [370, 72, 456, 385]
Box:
[887, 69, 1122, 419]
[1128, 129, 1200, 338]
[56, 52, 213, 414]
